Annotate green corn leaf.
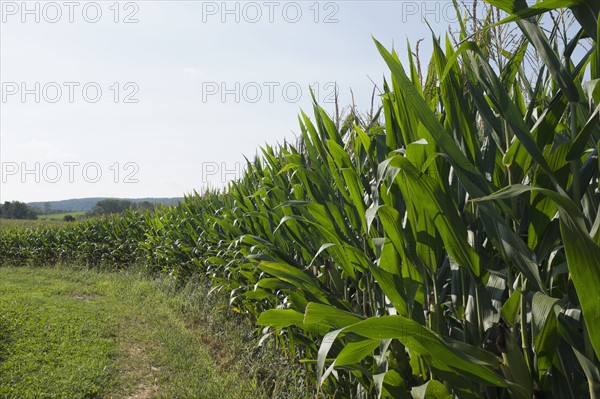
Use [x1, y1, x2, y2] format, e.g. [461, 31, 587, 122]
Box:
[256, 309, 305, 329]
[385, 155, 481, 278]
[327, 315, 508, 388]
[476, 185, 600, 360]
[411, 380, 453, 399]
[304, 302, 364, 330]
[334, 339, 380, 367]
[501, 289, 522, 326]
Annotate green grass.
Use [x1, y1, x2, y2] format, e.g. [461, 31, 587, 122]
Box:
[0, 274, 115, 398]
[38, 212, 86, 221]
[0, 266, 305, 399]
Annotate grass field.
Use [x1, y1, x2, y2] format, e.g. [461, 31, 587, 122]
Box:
[38, 212, 86, 221]
[0, 266, 306, 399]
[0, 212, 86, 230]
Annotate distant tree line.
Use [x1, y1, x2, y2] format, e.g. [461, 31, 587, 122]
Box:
[0, 199, 159, 220]
[87, 199, 156, 216]
[0, 201, 38, 220]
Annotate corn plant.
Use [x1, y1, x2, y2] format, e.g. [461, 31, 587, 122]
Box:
[0, 211, 147, 267]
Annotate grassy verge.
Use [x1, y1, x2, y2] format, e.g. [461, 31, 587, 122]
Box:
[0, 265, 309, 399]
[0, 271, 115, 398]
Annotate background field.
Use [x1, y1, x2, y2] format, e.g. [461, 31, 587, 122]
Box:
[37, 211, 86, 220]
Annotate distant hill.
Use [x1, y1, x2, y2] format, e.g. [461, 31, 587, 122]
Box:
[28, 197, 183, 213]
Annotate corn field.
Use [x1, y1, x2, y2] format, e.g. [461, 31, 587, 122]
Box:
[2, 1, 599, 397]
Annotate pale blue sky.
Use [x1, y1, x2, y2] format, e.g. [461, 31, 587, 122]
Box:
[1, 1, 463, 202]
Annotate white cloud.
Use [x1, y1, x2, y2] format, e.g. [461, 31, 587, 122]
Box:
[183, 67, 202, 78]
